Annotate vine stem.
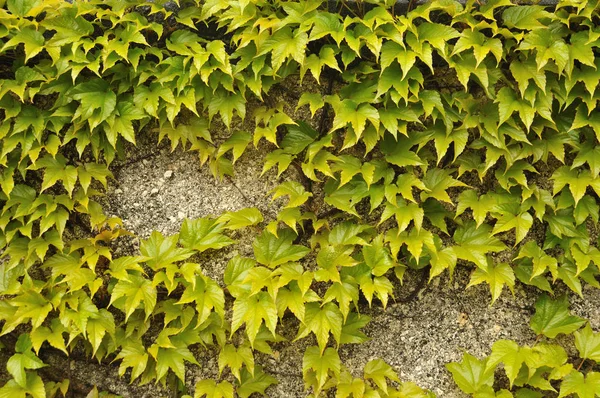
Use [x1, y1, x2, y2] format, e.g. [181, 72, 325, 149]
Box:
[577, 358, 586, 371]
[339, 0, 359, 18]
[533, 334, 542, 346]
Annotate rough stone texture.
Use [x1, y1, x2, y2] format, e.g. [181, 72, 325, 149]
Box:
[106, 137, 282, 240]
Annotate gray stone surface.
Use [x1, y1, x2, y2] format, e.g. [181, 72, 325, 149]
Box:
[107, 141, 281, 240]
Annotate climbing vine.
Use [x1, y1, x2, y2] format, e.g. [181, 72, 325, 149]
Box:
[1, 0, 600, 396]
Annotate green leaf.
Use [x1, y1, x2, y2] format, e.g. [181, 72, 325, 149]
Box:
[332, 155, 362, 188]
[446, 353, 494, 394]
[420, 169, 467, 204]
[531, 36, 569, 75]
[271, 181, 312, 208]
[530, 294, 585, 338]
[330, 99, 379, 142]
[177, 275, 225, 324]
[570, 246, 600, 276]
[29, 319, 67, 355]
[380, 200, 424, 234]
[276, 283, 309, 322]
[86, 309, 115, 356]
[453, 222, 507, 268]
[382, 135, 425, 168]
[491, 211, 533, 245]
[115, 338, 148, 382]
[426, 126, 469, 165]
[362, 235, 395, 277]
[364, 359, 400, 395]
[340, 312, 370, 344]
[296, 302, 343, 353]
[262, 150, 294, 177]
[525, 343, 569, 377]
[575, 324, 600, 363]
[316, 245, 357, 283]
[559, 371, 600, 398]
[572, 142, 600, 178]
[1, 26, 44, 63]
[208, 90, 245, 128]
[544, 212, 580, 239]
[301, 46, 341, 83]
[134, 83, 175, 118]
[302, 346, 341, 395]
[1, 290, 53, 336]
[323, 280, 359, 321]
[281, 122, 318, 155]
[551, 166, 593, 206]
[33, 155, 78, 197]
[159, 117, 212, 152]
[495, 88, 536, 131]
[397, 173, 428, 203]
[388, 228, 435, 263]
[140, 231, 194, 270]
[476, 0, 513, 19]
[78, 163, 112, 194]
[502, 6, 552, 30]
[0, 372, 45, 398]
[6, 335, 45, 388]
[381, 42, 417, 79]
[151, 343, 199, 382]
[72, 78, 117, 130]
[508, 54, 546, 98]
[261, 27, 308, 71]
[179, 218, 235, 252]
[7, 0, 40, 16]
[218, 344, 254, 382]
[378, 105, 420, 138]
[216, 131, 252, 164]
[194, 380, 234, 398]
[297, 93, 325, 117]
[452, 29, 502, 66]
[109, 274, 157, 321]
[456, 190, 496, 227]
[557, 263, 584, 297]
[324, 180, 369, 217]
[487, 340, 528, 388]
[514, 263, 553, 294]
[335, 370, 366, 398]
[418, 22, 460, 52]
[429, 247, 457, 281]
[236, 366, 277, 398]
[574, 195, 600, 225]
[328, 222, 373, 246]
[515, 241, 558, 281]
[568, 31, 596, 72]
[105, 100, 146, 145]
[358, 275, 394, 308]
[467, 260, 515, 305]
[217, 208, 263, 230]
[253, 229, 310, 268]
[104, 24, 148, 61]
[231, 291, 277, 346]
[224, 256, 255, 298]
[309, 12, 344, 44]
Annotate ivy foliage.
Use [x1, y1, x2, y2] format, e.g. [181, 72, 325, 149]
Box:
[0, 0, 600, 396]
[448, 295, 598, 397]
